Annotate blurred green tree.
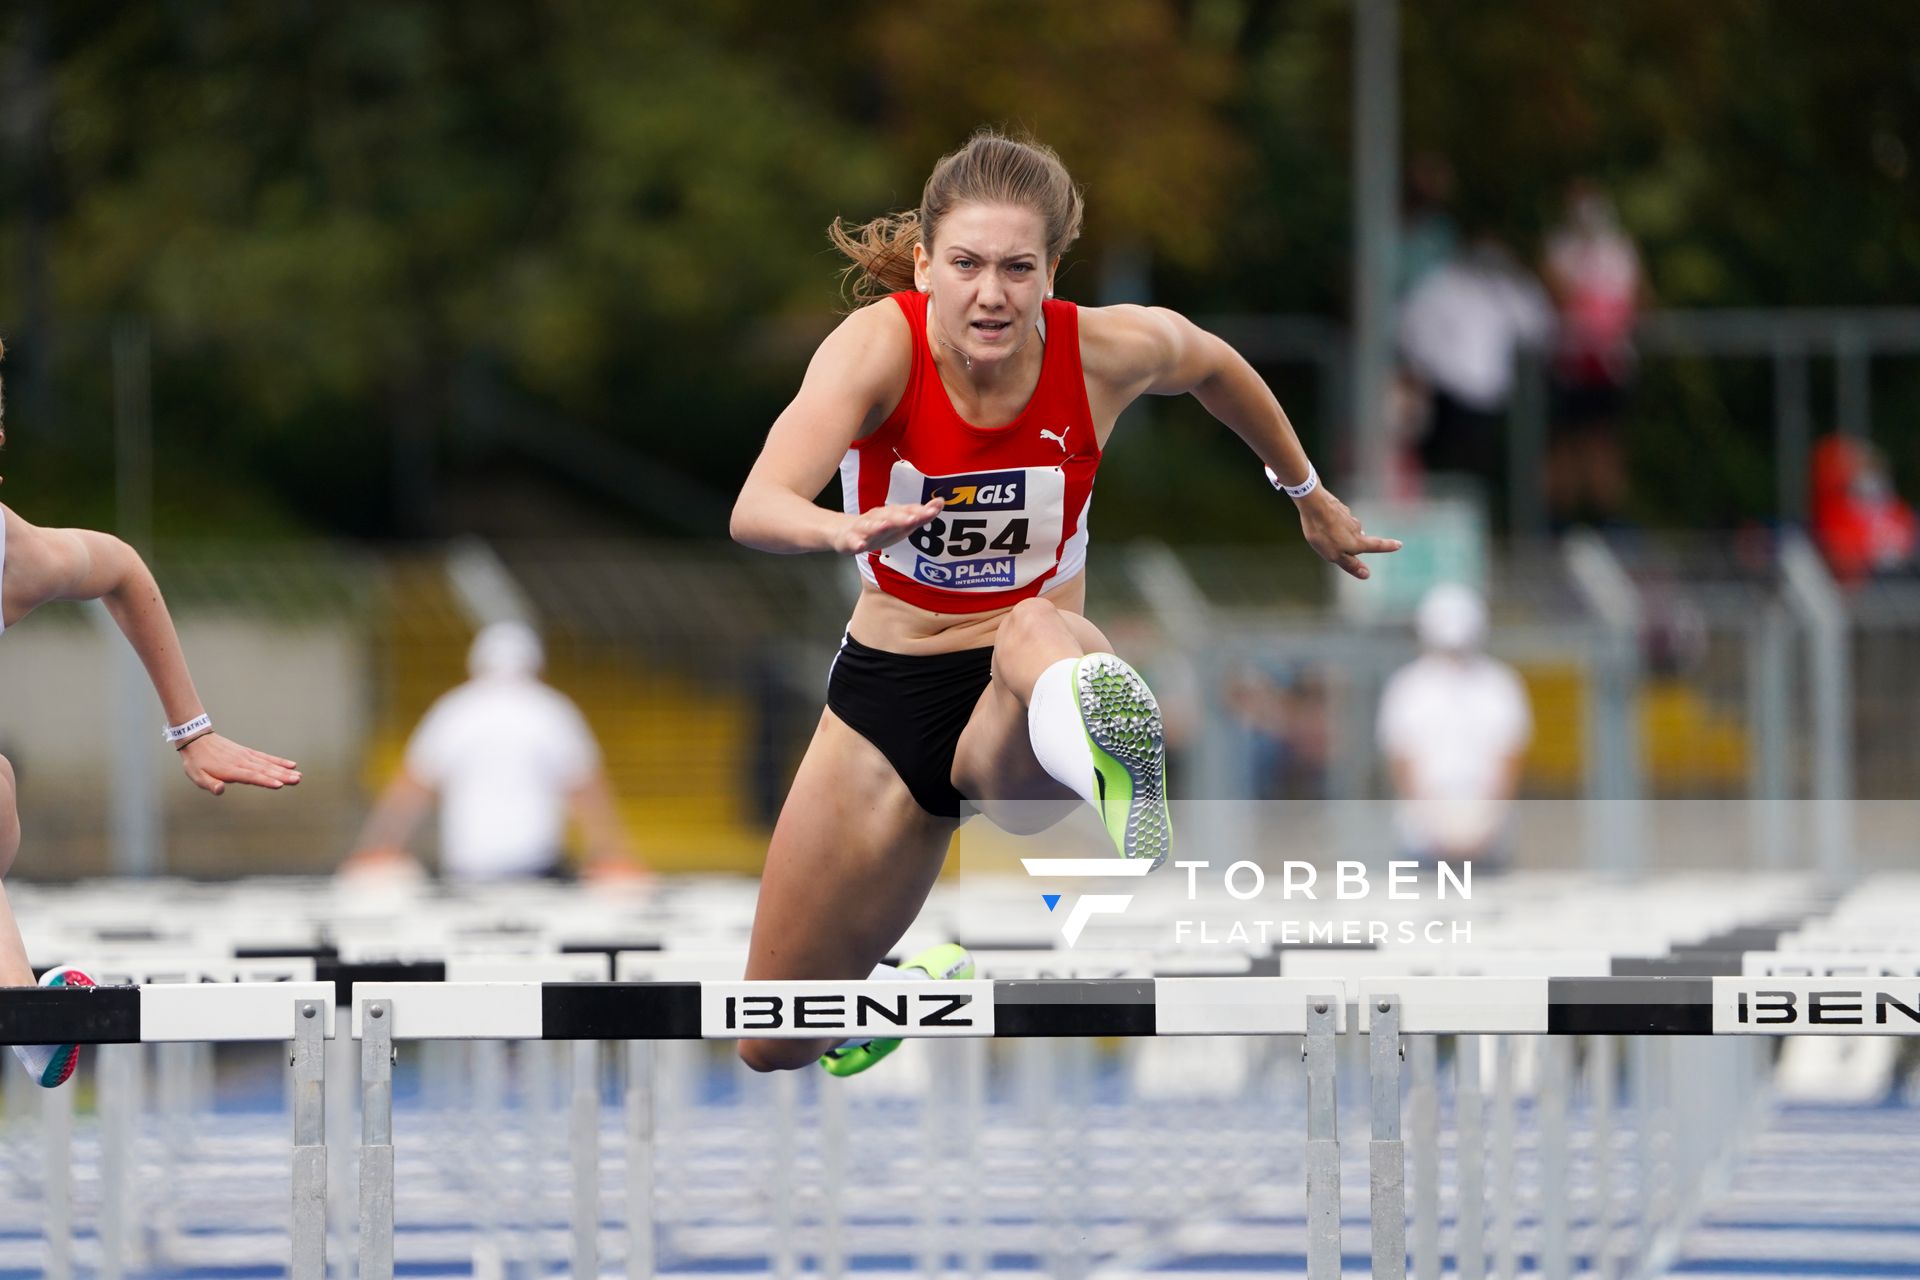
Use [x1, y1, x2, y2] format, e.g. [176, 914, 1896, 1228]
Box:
[0, 1, 1913, 537]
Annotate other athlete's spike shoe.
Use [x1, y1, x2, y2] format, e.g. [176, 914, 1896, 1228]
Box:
[12, 966, 95, 1088]
[1076, 654, 1172, 869]
[820, 944, 974, 1079]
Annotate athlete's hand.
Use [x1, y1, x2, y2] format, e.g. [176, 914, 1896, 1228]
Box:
[177, 733, 302, 796]
[1297, 487, 1402, 580]
[831, 498, 945, 556]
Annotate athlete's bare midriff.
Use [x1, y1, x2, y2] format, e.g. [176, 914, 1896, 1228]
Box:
[847, 572, 1088, 655]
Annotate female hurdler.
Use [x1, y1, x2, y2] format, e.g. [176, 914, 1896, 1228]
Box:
[732, 132, 1398, 1075]
[0, 340, 301, 1085]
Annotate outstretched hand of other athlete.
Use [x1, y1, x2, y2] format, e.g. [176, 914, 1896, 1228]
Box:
[178, 734, 302, 796]
[832, 497, 946, 556]
[1297, 487, 1402, 580]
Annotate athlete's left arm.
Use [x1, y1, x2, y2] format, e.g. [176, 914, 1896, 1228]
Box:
[1083, 306, 1401, 580]
[4, 513, 300, 794]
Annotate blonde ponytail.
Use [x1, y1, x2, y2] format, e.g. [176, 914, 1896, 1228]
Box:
[827, 211, 921, 306]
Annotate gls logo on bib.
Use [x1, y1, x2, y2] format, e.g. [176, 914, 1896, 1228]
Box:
[924, 471, 1024, 509]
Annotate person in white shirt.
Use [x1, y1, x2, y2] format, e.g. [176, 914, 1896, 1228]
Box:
[342, 621, 642, 881]
[1397, 233, 1555, 498]
[1376, 584, 1531, 867]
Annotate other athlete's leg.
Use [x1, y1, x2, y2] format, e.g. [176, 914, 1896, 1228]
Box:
[740, 710, 957, 1072]
[0, 757, 30, 987]
[1, 755, 94, 1087]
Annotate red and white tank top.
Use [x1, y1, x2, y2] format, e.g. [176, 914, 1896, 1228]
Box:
[838, 290, 1101, 612]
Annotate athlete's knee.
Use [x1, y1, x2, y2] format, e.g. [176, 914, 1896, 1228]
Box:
[1003, 595, 1062, 631]
[997, 597, 1073, 659]
[738, 1038, 816, 1074]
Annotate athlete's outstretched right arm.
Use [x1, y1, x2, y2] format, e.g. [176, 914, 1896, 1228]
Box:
[730, 304, 944, 556]
[0, 506, 300, 795]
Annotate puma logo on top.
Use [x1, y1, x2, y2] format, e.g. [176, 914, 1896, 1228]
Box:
[1039, 427, 1070, 453]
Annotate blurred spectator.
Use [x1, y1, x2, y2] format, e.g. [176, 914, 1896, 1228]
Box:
[1376, 584, 1531, 869]
[1542, 181, 1646, 527]
[1398, 230, 1555, 503]
[1225, 665, 1330, 800]
[1396, 152, 1459, 298]
[1811, 435, 1917, 584]
[341, 621, 645, 883]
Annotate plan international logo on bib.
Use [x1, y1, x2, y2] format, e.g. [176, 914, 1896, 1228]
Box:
[916, 557, 1017, 588]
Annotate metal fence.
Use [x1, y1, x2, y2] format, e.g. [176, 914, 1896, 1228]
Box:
[3, 523, 1914, 880]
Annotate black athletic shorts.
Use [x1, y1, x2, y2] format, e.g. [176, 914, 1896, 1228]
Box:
[825, 633, 995, 819]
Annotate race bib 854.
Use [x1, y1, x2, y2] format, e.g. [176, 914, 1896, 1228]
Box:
[877, 462, 1066, 592]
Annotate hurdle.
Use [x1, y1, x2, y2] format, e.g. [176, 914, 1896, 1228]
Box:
[343, 973, 1920, 1280]
[2, 873, 1913, 1278]
[0, 982, 335, 1280]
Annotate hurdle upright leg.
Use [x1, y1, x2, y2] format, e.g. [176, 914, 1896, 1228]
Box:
[624, 1040, 657, 1280]
[324, 1025, 356, 1280]
[818, 1051, 848, 1280]
[958, 1036, 988, 1279]
[1455, 1035, 1486, 1280]
[1588, 1034, 1618, 1280]
[771, 1067, 799, 1280]
[523, 1040, 558, 1270]
[1540, 1035, 1573, 1280]
[473, 1040, 510, 1273]
[98, 1042, 136, 1280]
[292, 999, 328, 1280]
[41, 1058, 74, 1280]
[1049, 1038, 1092, 1280]
[1370, 996, 1407, 1280]
[1304, 995, 1341, 1280]
[358, 1000, 395, 1280]
[571, 1039, 601, 1280]
[1408, 1034, 1440, 1280]
[919, 1043, 950, 1280]
[1490, 1036, 1518, 1280]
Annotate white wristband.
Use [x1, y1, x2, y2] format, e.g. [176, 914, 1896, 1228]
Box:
[1265, 462, 1319, 500]
[164, 713, 212, 747]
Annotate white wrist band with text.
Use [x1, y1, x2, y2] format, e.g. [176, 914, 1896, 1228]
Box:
[164, 713, 213, 747]
[1265, 462, 1319, 500]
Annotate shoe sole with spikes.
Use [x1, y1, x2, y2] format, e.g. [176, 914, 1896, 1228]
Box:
[1076, 654, 1171, 869]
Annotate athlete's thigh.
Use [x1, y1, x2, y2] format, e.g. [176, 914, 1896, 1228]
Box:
[745, 709, 957, 983]
[951, 609, 1113, 827]
[0, 755, 17, 870]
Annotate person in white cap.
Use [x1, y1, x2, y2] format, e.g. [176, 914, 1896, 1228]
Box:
[1375, 583, 1532, 868]
[341, 621, 643, 881]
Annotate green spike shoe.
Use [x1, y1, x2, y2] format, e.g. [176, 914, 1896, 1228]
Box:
[819, 943, 975, 1078]
[1076, 654, 1172, 869]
